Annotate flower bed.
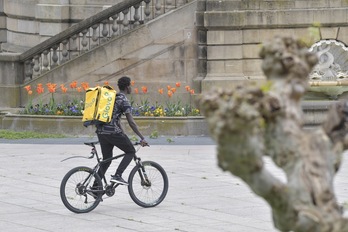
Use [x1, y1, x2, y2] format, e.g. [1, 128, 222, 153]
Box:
[13, 81, 206, 136]
[22, 81, 200, 117]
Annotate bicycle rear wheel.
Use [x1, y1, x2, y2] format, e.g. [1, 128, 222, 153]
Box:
[60, 166, 103, 213]
[128, 161, 169, 207]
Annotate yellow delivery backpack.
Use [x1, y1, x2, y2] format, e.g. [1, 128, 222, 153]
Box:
[82, 85, 116, 127]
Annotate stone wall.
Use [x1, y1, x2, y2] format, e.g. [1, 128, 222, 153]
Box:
[197, 0, 348, 92]
[0, 114, 209, 136]
[1, 0, 122, 52]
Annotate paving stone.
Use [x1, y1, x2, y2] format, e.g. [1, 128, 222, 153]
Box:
[0, 139, 347, 232]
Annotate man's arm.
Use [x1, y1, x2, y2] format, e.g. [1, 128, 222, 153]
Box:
[125, 112, 148, 145]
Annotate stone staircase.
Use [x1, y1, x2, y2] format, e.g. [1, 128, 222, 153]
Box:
[302, 100, 337, 128]
[0, 0, 198, 108]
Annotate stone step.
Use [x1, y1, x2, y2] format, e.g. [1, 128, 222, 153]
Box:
[302, 100, 337, 127]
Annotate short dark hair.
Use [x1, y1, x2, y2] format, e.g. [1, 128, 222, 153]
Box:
[118, 76, 131, 91]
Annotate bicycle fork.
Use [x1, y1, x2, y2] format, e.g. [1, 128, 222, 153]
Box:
[137, 160, 151, 187]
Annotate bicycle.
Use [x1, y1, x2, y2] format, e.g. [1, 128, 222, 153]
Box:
[60, 141, 169, 213]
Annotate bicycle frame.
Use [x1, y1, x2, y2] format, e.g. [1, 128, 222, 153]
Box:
[79, 142, 149, 197]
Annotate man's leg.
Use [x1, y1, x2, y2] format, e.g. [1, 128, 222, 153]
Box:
[105, 133, 135, 185]
[97, 133, 113, 180]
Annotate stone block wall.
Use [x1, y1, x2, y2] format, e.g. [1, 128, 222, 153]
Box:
[197, 0, 348, 92]
[1, 0, 122, 52]
[0, 54, 22, 107]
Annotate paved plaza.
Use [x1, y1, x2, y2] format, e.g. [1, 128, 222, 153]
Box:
[1, 136, 348, 232]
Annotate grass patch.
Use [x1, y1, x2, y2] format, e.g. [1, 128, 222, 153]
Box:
[0, 129, 67, 140]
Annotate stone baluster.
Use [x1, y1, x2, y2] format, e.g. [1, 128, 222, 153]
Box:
[81, 29, 89, 53]
[101, 20, 109, 43]
[24, 60, 33, 82]
[51, 44, 59, 67]
[155, 0, 162, 17]
[177, 0, 186, 7]
[33, 55, 41, 77]
[166, 0, 175, 12]
[134, 4, 141, 26]
[91, 24, 99, 48]
[61, 39, 69, 63]
[144, 0, 151, 23]
[42, 49, 50, 73]
[122, 9, 130, 33]
[111, 14, 119, 37]
[70, 34, 79, 57]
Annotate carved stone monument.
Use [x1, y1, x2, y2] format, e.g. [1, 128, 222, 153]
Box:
[308, 40, 348, 99]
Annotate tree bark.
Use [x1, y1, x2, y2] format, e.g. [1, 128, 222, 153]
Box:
[198, 36, 348, 232]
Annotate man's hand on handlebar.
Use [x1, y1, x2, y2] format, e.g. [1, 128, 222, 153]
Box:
[140, 139, 149, 147]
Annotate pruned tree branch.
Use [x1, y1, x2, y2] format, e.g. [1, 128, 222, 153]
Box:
[198, 36, 348, 232]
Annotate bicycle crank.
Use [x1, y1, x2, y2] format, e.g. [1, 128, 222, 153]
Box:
[105, 185, 115, 197]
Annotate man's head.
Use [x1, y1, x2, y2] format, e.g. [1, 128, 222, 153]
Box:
[118, 76, 132, 94]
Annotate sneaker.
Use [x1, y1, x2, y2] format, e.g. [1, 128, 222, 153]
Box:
[110, 174, 129, 186]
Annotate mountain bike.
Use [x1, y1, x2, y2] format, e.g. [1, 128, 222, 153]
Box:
[60, 141, 169, 213]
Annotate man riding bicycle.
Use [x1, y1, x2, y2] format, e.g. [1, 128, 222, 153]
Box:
[95, 76, 148, 185]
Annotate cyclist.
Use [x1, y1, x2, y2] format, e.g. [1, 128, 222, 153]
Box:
[95, 76, 148, 186]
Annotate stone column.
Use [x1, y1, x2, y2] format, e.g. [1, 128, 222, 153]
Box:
[0, 0, 6, 44]
[195, 0, 207, 93]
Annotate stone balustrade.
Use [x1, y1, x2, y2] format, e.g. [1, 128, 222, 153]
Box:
[19, 0, 190, 83]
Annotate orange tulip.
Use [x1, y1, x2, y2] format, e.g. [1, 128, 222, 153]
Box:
[134, 88, 139, 94]
[36, 84, 44, 94]
[158, 88, 164, 94]
[81, 82, 89, 91]
[185, 85, 191, 91]
[104, 81, 109, 86]
[24, 85, 31, 92]
[141, 86, 148, 94]
[77, 87, 83, 92]
[60, 84, 68, 93]
[167, 85, 171, 90]
[28, 90, 33, 95]
[48, 88, 55, 93]
[171, 87, 176, 93]
[131, 80, 135, 86]
[69, 81, 77, 89]
[175, 82, 181, 87]
[46, 83, 57, 93]
[167, 90, 173, 98]
[190, 89, 195, 95]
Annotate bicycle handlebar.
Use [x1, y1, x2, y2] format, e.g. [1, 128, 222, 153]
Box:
[134, 142, 150, 147]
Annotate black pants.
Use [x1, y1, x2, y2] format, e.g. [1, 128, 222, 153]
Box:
[96, 133, 135, 180]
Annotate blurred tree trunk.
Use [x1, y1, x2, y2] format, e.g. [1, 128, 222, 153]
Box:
[198, 37, 348, 232]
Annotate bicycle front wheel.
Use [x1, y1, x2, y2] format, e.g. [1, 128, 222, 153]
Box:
[128, 161, 169, 207]
[60, 166, 103, 213]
